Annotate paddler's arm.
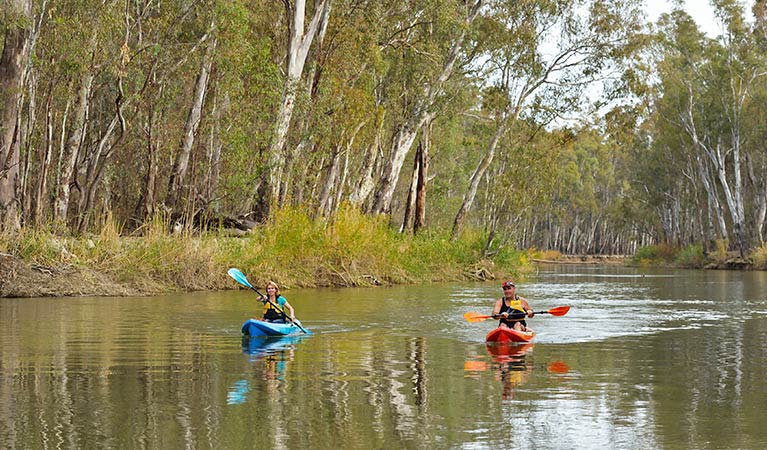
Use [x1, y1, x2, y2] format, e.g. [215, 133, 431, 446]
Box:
[283, 300, 295, 320]
[520, 297, 534, 317]
[492, 298, 505, 316]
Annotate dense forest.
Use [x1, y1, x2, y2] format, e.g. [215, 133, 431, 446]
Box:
[1, 0, 766, 259]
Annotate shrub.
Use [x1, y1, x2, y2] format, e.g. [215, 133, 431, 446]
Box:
[531, 249, 562, 261]
[750, 244, 767, 269]
[632, 243, 677, 265]
[675, 244, 705, 268]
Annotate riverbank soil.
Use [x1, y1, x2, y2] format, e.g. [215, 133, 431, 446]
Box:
[0, 254, 141, 298]
[532, 255, 629, 264]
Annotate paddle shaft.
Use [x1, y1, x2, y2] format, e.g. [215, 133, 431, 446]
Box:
[494, 313, 531, 321]
[464, 305, 570, 323]
[494, 310, 558, 319]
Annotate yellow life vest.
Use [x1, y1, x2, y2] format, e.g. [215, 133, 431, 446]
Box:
[262, 296, 286, 320]
[507, 298, 526, 313]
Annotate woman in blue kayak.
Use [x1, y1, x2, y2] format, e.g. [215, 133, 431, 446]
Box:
[493, 280, 534, 332]
[259, 281, 295, 323]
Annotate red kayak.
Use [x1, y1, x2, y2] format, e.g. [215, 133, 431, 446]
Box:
[486, 327, 535, 343]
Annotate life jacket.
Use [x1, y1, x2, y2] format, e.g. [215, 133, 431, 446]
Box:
[262, 296, 287, 321]
[500, 295, 525, 314]
[499, 295, 526, 326]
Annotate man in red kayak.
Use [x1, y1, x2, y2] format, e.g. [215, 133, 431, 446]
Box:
[493, 280, 534, 332]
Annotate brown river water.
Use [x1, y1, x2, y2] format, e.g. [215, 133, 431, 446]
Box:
[1, 264, 766, 449]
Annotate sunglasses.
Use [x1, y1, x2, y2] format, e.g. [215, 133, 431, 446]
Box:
[502, 285, 515, 289]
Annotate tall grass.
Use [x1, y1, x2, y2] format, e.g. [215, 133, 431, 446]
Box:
[631, 243, 678, 266]
[1, 206, 530, 294]
[750, 244, 767, 269]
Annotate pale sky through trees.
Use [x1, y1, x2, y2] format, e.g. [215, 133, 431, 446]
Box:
[645, 0, 755, 37]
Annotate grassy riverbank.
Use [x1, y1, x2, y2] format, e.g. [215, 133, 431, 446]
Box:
[0, 206, 531, 297]
[628, 242, 767, 270]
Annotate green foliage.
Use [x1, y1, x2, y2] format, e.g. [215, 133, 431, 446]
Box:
[10, 0, 761, 265]
[675, 244, 705, 268]
[0, 207, 531, 293]
[749, 243, 767, 269]
[632, 243, 678, 266]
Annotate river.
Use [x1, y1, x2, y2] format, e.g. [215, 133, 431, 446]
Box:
[2, 264, 766, 449]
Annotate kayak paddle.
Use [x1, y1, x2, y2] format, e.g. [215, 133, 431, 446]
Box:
[227, 268, 310, 334]
[463, 305, 571, 323]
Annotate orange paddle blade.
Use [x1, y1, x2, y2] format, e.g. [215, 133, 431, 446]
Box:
[463, 312, 493, 323]
[547, 306, 571, 316]
[547, 361, 570, 374]
[463, 360, 489, 371]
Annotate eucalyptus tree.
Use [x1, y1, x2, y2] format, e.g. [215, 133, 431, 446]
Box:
[50, 2, 110, 229]
[450, 0, 645, 240]
[370, 0, 488, 215]
[259, 0, 332, 219]
[127, 0, 226, 226]
[652, 1, 767, 256]
[165, 19, 217, 216]
[260, 0, 487, 221]
[478, 122, 561, 253]
[0, 0, 33, 232]
[285, 0, 378, 218]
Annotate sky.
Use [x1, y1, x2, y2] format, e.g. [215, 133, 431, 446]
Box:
[644, 0, 755, 37]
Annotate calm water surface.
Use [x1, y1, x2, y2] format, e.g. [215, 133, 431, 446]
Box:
[2, 265, 767, 449]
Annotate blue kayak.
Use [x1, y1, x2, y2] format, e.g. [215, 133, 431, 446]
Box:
[241, 319, 305, 337]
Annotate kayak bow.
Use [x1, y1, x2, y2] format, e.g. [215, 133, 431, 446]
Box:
[485, 327, 535, 343]
[241, 319, 305, 337]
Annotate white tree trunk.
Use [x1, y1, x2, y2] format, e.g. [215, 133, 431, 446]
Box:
[317, 144, 342, 217]
[54, 70, 93, 226]
[371, 0, 486, 214]
[349, 113, 385, 209]
[167, 29, 216, 212]
[268, 0, 332, 208]
[451, 118, 507, 240]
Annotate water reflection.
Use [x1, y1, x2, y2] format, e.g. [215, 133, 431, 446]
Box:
[3, 268, 767, 448]
[241, 335, 305, 360]
[487, 343, 534, 400]
[227, 335, 306, 405]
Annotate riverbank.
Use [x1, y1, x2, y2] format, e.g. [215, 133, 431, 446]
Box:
[6, 213, 763, 298]
[534, 243, 767, 270]
[532, 254, 629, 265]
[0, 249, 518, 298]
[0, 253, 146, 297]
[1, 207, 530, 298]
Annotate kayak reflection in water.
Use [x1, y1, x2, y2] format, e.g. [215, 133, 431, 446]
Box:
[263, 349, 292, 382]
[228, 338, 298, 405]
[488, 344, 533, 400]
[259, 281, 295, 323]
[493, 280, 534, 333]
[225, 351, 291, 405]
